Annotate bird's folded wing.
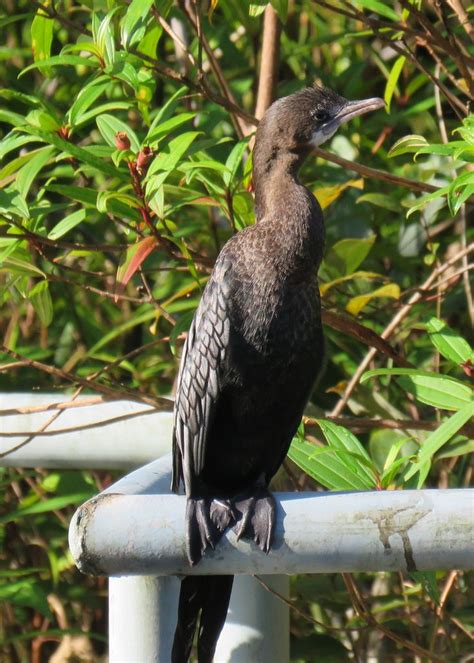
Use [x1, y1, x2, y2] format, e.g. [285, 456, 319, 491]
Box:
[172, 260, 232, 495]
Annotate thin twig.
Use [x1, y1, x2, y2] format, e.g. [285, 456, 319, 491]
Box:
[342, 573, 446, 662]
[313, 148, 439, 195]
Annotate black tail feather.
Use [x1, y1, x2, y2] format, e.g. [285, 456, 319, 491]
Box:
[172, 575, 234, 663]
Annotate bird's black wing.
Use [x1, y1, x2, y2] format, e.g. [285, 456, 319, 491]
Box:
[171, 256, 232, 496]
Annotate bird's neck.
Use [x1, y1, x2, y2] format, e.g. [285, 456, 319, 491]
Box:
[252, 142, 325, 271]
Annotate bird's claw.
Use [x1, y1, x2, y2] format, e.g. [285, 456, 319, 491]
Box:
[185, 497, 237, 565]
[232, 487, 276, 554]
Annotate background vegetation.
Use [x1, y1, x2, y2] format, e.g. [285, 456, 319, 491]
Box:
[0, 0, 473, 661]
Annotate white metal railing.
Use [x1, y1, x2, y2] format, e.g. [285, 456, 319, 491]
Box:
[1, 394, 288, 662]
[2, 394, 474, 662]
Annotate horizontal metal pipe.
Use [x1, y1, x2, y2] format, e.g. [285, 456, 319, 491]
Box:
[69, 456, 474, 576]
[0, 394, 173, 468]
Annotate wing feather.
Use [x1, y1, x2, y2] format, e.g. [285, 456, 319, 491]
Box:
[171, 258, 232, 495]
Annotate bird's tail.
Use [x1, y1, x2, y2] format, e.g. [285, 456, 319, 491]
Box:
[172, 574, 234, 663]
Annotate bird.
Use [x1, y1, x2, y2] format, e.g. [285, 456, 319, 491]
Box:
[171, 84, 384, 663]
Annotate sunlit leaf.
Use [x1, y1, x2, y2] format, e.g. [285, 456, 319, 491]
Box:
[15, 146, 55, 199]
[116, 236, 158, 293]
[31, 6, 54, 67]
[388, 134, 429, 158]
[146, 131, 201, 176]
[426, 317, 474, 366]
[354, 0, 399, 21]
[20, 54, 99, 77]
[249, 1, 268, 17]
[346, 283, 400, 316]
[404, 402, 474, 486]
[314, 178, 363, 209]
[121, 0, 154, 49]
[48, 208, 87, 240]
[384, 55, 405, 112]
[323, 236, 375, 278]
[361, 368, 473, 411]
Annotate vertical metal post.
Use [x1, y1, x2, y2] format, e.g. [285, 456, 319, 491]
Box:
[109, 575, 179, 663]
[108, 574, 289, 662]
[216, 575, 290, 663]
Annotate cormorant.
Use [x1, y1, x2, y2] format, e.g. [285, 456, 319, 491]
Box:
[171, 84, 384, 663]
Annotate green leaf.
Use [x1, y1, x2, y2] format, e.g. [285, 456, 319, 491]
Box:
[96, 114, 140, 153]
[0, 134, 38, 162]
[357, 193, 399, 212]
[95, 9, 118, 66]
[20, 54, 99, 77]
[346, 283, 400, 316]
[436, 437, 474, 460]
[146, 131, 201, 176]
[317, 419, 377, 486]
[0, 256, 46, 278]
[0, 492, 94, 524]
[361, 368, 473, 411]
[146, 113, 198, 145]
[67, 78, 110, 127]
[354, 0, 399, 21]
[224, 140, 249, 188]
[29, 280, 53, 327]
[384, 55, 405, 112]
[406, 186, 449, 217]
[28, 129, 121, 178]
[15, 146, 55, 199]
[74, 101, 132, 129]
[48, 208, 87, 240]
[288, 437, 375, 490]
[405, 402, 474, 485]
[249, 1, 268, 17]
[323, 236, 375, 278]
[0, 580, 52, 619]
[271, 0, 288, 22]
[31, 8, 54, 65]
[426, 317, 474, 366]
[147, 86, 188, 133]
[388, 134, 429, 158]
[121, 0, 154, 49]
[26, 109, 61, 132]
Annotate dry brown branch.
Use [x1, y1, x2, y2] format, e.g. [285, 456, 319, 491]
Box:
[313, 148, 438, 194]
[177, 0, 253, 138]
[255, 5, 281, 121]
[446, 0, 474, 43]
[0, 347, 170, 410]
[304, 416, 474, 438]
[0, 395, 110, 417]
[0, 408, 158, 438]
[322, 310, 411, 367]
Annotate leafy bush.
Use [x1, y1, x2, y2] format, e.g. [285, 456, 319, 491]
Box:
[0, 1, 472, 661]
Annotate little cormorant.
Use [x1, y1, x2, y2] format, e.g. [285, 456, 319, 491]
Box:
[171, 84, 384, 663]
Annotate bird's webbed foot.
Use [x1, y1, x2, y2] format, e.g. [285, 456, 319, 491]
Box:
[232, 485, 276, 554]
[185, 497, 237, 565]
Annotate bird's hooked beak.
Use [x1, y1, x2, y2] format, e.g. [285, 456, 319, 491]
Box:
[322, 97, 385, 137]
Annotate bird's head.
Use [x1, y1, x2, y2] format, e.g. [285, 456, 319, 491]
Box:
[257, 84, 385, 153]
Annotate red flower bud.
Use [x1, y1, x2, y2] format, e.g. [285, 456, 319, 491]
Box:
[115, 131, 131, 151]
[136, 146, 154, 174]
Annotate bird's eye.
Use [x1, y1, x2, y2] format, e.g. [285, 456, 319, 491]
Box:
[314, 110, 330, 123]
